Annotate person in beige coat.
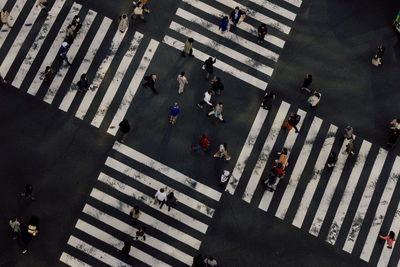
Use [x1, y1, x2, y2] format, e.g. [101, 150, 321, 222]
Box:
[118, 14, 128, 33]
[1, 9, 11, 28]
[177, 72, 188, 94]
[181, 38, 194, 57]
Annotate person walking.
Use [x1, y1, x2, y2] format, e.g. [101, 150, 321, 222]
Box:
[71, 15, 82, 33]
[118, 119, 130, 143]
[36, 0, 49, 12]
[208, 102, 224, 123]
[261, 90, 275, 110]
[166, 192, 177, 211]
[343, 126, 354, 140]
[139, 0, 150, 13]
[282, 112, 301, 133]
[169, 102, 180, 124]
[219, 16, 229, 34]
[43, 66, 54, 85]
[204, 256, 218, 266]
[58, 42, 72, 66]
[390, 118, 400, 131]
[120, 241, 131, 258]
[142, 74, 158, 94]
[118, 14, 128, 33]
[301, 74, 312, 92]
[27, 216, 39, 237]
[257, 23, 267, 44]
[9, 217, 21, 239]
[131, 2, 145, 21]
[379, 231, 396, 249]
[177, 72, 188, 94]
[192, 134, 211, 152]
[1, 9, 11, 28]
[182, 38, 194, 57]
[20, 184, 35, 200]
[387, 128, 399, 148]
[327, 151, 337, 168]
[77, 73, 90, 92]
[229, 7, 244, 30]
[135, 225, 146, 241]
[154, 188, 167, 209]
[197, 89, 213, 109]
[307, 91, 321, 107]
[276, 148, 288, 166]
[210, 76, 224, 95]
[129, 205, 141, 225]
[374, 45, 385, 66]
[65, 24, 77, 45]
[220, 170, 231, 188]
[214, 143, 231, 160]
[203, 57, 216, 79]
[343, 138, 355, 156]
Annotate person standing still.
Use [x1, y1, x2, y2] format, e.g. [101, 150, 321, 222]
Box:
[182, 38, 194, 57]
[177, 72, 188, 94]
[197, 89, 213, 109]
[154, 188, 167, 209]
[1, 9, 11, 28]
[142, 74, 158, 94]
[118, 14, 128, 33]
[169, 102, 180, 124]
[118, 119, 130, 143]
[203, 57, 216, 80]
[9, 217, 21, 239]
[257, 23, 267, 44]
[301, 74, 312, 92]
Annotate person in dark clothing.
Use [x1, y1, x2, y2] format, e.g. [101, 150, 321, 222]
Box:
[20, 184, 35, 200]
[327, 151, 337, 168]
[210, 76, 224, 95]
[21, 228, 32, 254]
[120, 241, 131, 258]
[282, 112, 301, 133]
[387, 129, 399, 148]
[229, 6, 244, 29]
[43, 66, 54, 85]
[166, 192, 177, 212]
[77, 73, 89, 92]
[135, 225, 146, 241]
[375, 45, 385, 65]
[193, 254, 205, 267]
[64, 24, 76, 45]
[118, 119, 130, 143]
[203, 57, 216, 79]
[301, 74, 312, 92]
[58, 42, 72, 66]
[71, 15, 82, 33]
[261, 90, 275, 110]
[257, 23, 267, 44]
[142, 74, 158, 94]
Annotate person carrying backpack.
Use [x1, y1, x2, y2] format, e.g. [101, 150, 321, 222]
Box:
[282, 112, 301, 133]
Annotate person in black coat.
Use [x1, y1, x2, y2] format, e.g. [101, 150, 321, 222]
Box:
[229, 6, 243, 28]
[120, 241, 131, 258]
[142, 74, 158, 94]
[203, 57, 216, 80]
[257, 23, 267, 44]
[301, 74, 312, 92]
[77, 73, 89, 92]
[210, 76, 224, 95]
[261, 90, 275, 110]
[118, 119, 130, 143]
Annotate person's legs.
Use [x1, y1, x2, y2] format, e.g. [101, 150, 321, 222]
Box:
[159, 200, 165, 209]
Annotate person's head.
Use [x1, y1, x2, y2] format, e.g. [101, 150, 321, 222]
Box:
[134, 205, 140, 213]
[160, 188, 164, 193]
[291, 112, 297, 116]
[223, 16, 228, 20]
[180, 71, 185, 76]
[314, 92, 321, 98]
[11, 217, 17, 222]
[188, 38, 194, 43]
[201, 133, 208, 139]
[207, 89, 213, 95]
[81, 73, 87, 80]
[396, 118, 400, 124]
[209, 256, 215, 261]
[173, 102, 178, 107]
[152, 74, 157, 80]
[74, 15, 79, 21]
[390, 231, 396, 239]
[261, 23, 266, 28]
[267, 90, 275, 97]
[218, 102, 223, 107]
[208, 57, 213, 61]
[168, 192, 174, 198]
[122, 14, 127, 19]
[70, 25, 76, 30]
[138, 2, 143, 7]
[281, 148, 287, 154]
[234, 7, 239, 11]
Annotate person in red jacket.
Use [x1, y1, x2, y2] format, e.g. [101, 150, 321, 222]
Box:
[379, 231, 396, 249]
[192, 134, 210, 152]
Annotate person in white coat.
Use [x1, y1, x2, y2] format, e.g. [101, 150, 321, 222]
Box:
[307, 91, 321, 107]
[118, 14, 129, 33]
[177, 72, 188, 94]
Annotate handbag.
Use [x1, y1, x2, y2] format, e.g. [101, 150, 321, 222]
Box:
[202, 64, 205, 70]
[134, 7, 143, 15]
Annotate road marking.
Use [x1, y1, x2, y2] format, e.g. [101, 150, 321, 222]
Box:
[309, 138, 354, 237]
[292, 124, 338, 228]
[275, 116, 322, 219]
[342, 148, 388, 253]
[90, 188, 201, 249]
[97, 172, 209, 233]
[90, 31, 143, 128]
[107, 39, 159, 135]
[12, 0, 66, 88]
[0, 0, 27, 49]
[59, 17, 112, 112]
[75, 27, 127, 120]
[282, 0, 302, 8]
[241, 101, 290, 203]
[247, 0, 297, 21]
[43, 10, 97, 104]
[162, 35, 268, 90]
[59, 252, 92, 267]
[113, 141, 222, 202]
[325, 140, 372, 245]
[27, 3, 82, 96]
[105, 156, 215, 218]
[360, 156, 400, 262]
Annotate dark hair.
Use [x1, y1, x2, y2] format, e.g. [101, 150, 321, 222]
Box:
[180, 71, 185, 76]
[168, 192, 174, 199]
[134, 205, 140, 213]
[219, 102, 223, 105]
[282, 148, 287, 154]
[122, 14, 127, 19]
[276, 163, 283, 168]
[216, 77, 221, 82]
[235, 6, 239, 10]
[209, 256, 215, 261]
[81, 73, 87, 79]
[261, 23, 266, 27]
[11, 217, 16, 222]
[208, 57, 213, 60]
[390, 231, 395, 239]
[160, 188, 164, 193]
[396, 118, 400, 124]
[223, 16, 228, 20]
[188, 38, 194, 43]
[315, 92, 321, 98]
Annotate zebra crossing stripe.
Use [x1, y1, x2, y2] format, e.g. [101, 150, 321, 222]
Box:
[242, 101, 290, 203]
[75, 28, 127, 120]
[282, 0, 302, 8]
[342, 148, 388, 254]
[59, 17, 112, 112]
[0, 1, 41, 76]
[74, 220, 171, 267]
[107, 39, 159, 135]
[0, 0, 7, 14]
[0, 0, 27, 49]
[175, 8, 279, 62]
[325, 140, 372, 245]
[360, 156, 400, 262]
[27, 3, 82, 96]
[82, 204, 193, 265]
[309, 138, 354, 237]
[90, 31, 144, 128]
[97, 172, 209, 233]
[162, 35, 268, 90]
[181, 0, 285, 49]
[292, 124, 338, 228]
[12, 0, 66, 88]
[90, 188, 202, 250]
[258, 108, 306, 211]
[113, 141, 222, 202]
[275, 116, 322, 219]
[43, 10, 97, 104]
[60, 252, 92, 267]
[226, 108, 268, 195]
[169, 21, 274, 76]
[105, 156, 215, 218]
[247, 0, 297, 21]
[214, 0, 291, 34]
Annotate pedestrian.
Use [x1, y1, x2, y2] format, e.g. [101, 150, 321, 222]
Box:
[129, 205, 141, 225]
[0, 73, 7, 85]
[257, 23, 267, 44]
[374, 45, 385, 66]
[1, 9, 11, 28]
[301, 74, 312, 92]
[166, 192, 177, 211]
[118, 119, 130, 143]
[197, 89, 213, 109]
[27, 216, 39, 237]
[20, 184, 35, 200]
[343, 126, 354, 140]
[142, 74, 158, 94]
[220, 170, 231, 188]
[208, 102, 224, 123]
[193, 254, 204, 267]
[343, 138, 355, 156]
[387, 129, 399, 148]
[21, 228, 31, 254]
[282, 112, 301, 133]
[276, 148, 288, 166]
[219, 16, 229, 34]
[379, 231, 396, 249]
[214, 143, 231, 160]
[202, 57, 216, 80]
[261, 90, 275, 110]
[135, 225, 146, 241]
[58, 42, 72, 66]
[169, 102, 180, 124]
[131, 2, 145, 21]
[192, 134, 211, 152]
[71, 15, 82, 33]
[307, 91, 321, 107]
[181, 38, 194, 57]
[36, 0, 49, 12]
[43, 66, 54, 85]
[77, 73, 89, 92]
[9, 217, 21, 239]
[204, 256, 218, 266]
[154, 188, 167, 209]
[327, 151, 337, 168]
[390, 118, 400, 131]
[65, 24, 76, 45]
[177, 72, 188, 94]
[120, 241, 131, 258]
[237, 12, 246, 26]
[118, 14, 128, 33]
[139, 0, 150, 13]
[210, 76, 224, 95]
[229, 7, 244, 30]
